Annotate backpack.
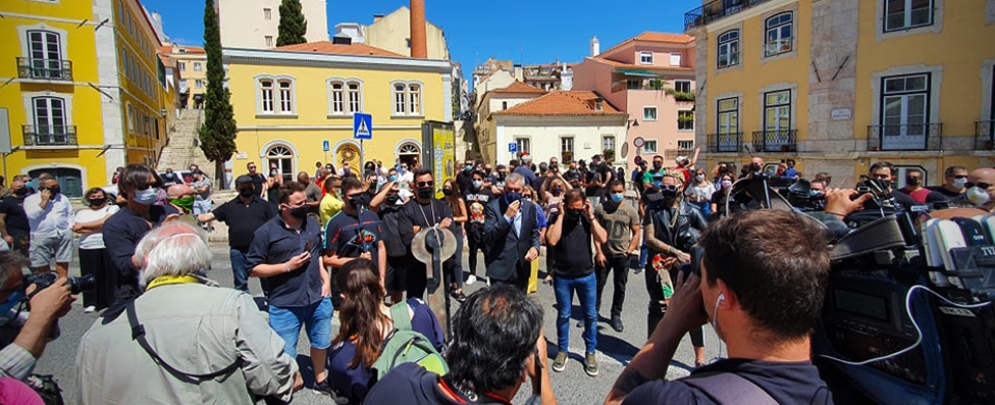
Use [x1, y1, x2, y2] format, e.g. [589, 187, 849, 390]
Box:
[372, 303, 449, 380]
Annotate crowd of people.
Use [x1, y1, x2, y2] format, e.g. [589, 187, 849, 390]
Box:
[0, 150, 992, 404]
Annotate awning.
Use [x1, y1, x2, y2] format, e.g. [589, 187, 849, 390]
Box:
[616, 68, 657, 77]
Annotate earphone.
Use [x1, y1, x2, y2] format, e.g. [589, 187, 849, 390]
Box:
[711, 293, 725, 334]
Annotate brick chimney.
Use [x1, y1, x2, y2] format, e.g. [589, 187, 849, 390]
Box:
[410, 0, 427, 58]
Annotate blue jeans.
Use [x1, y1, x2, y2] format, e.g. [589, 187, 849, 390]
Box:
[230, 249, 250, 292]
[268, 297, 333, 358]
[639, 244, 648, 269]
[554, 272, 598, 354]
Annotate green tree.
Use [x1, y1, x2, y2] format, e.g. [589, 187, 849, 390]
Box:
[199, 0, 237, 189]
[277, 0, 308, 46]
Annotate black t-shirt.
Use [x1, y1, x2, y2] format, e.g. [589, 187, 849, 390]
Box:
[624, 358, 834, 405]
[549, 212, 594, 277]
[598, 163, 613, 185]
[455, 170, 475, 198]
[324, 209, 383, 270]
[212, 196, 276, 252]
[464, 188, 493, 230]
[926, 185, 965, 201]
[249, 173, 267, 196]
[585, 171, 602, 197]
[0, 196, 30, 236]
[366, 363, 484, 405]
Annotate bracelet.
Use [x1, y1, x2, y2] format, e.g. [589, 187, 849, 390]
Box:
[826, 211, 847, 218]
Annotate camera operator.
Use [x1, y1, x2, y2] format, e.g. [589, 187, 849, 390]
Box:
[605, 210, 834, 405]
[0, 251, 73, 380]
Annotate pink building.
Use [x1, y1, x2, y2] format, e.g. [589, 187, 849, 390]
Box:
[573, 32, 697, 170]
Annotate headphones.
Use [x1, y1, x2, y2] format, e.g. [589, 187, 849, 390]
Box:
[711, 293, 726, 332]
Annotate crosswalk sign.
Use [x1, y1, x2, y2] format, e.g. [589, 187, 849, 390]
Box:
[354, 113, 372, 140]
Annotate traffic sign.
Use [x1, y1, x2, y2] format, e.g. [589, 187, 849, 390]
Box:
[353, 113, 372, 140]
[633, 137, 645, 148]
[322, 140, 330, 152]
[508, 142, 518, 153]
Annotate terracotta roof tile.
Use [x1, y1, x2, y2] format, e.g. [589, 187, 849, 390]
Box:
[598, 31, 694, 57]
[493, 91, 625, 116]
[275, 41, 406, 57]
[491, 81, 546, 94]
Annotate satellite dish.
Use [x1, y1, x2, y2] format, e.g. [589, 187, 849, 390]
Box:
[621, 142, 629, 158]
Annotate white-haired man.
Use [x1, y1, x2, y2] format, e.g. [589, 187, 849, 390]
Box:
[75, 221, 301, 404]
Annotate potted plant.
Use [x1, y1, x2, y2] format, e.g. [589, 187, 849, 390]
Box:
[602, 149, 615, 162]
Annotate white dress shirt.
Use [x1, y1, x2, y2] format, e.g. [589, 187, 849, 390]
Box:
[23, 192, 73, 238]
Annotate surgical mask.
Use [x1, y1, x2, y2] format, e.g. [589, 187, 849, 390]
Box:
[0, 290, 24, 317]
[504, 192, 522, 204]
[133, 187, 158, 205]
[654, 180, 663, 188]
[552, 187, 562, 196]
[721, 180, 733, 189]
[464, 164, 473, 172]
[610, 193, 624, 203]
[238, 187, 255, 197]
[472, 180, 483, 189]
[286, 204, 308, 219]
[169, 196, 195, 213]
[389, 175, 398, 182]
[968, 186, 991, 206]
[270, 170, 278, 177]
[696, 174, 705, 182]
[417, 187, 434, 200]
[954, 178, 968, 189]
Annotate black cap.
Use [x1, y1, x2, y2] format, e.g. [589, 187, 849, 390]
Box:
[191, 169, 203, 175]
[236, 175, 254, 185]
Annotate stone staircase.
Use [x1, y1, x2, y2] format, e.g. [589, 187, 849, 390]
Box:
[158, 109, 213, 173]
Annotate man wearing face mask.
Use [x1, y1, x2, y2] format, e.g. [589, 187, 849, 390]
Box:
[483, 173, 540, 291]
[927, 165, 968, 202]
[966, 167, 995, 211]
[196, 175, 276, 293]
[642, 155, 666, 188]
[160, 168, 181, 188]
[0, 176, 32, 257]
[24, 177, 74, 278]
[867, 162, 918, 208]
[896, 169, 945, 204]
[455, 159, 476, 200]
[594, 180, 640, 333]
[322, 177, 386, 306]
[399, 170, 457, 299]
[103, 164, 179, 304]
[463, 171, 492, 285]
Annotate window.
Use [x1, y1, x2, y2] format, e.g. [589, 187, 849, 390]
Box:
[259, 79, 274, 112]
[348, 83, 361, 112]
[193, 62, 202, 71]
[263, 8, 272, 20]
[328, 80, 362, 114]
[627, 79, 643, 90]
[885, 0, 933, 32]
[677, 140, 694, 150]
[502, 101, 508, 110]
[670, 53, 682, 66]
[392, 82, 423, 116]
[516, 138, 531, 155]
[26, 30, 63, 79]
[717, 98, 740, 152]
[718, 30, 740, 68]
[178, 61, 185, 71]
[408, 84, 421, 115]
[195, 79, 204, 88]
[330, 82, 345, 113]
[602, 136, 615, 152]
[265, 36, 273, 48]
[640, 51, 653, 64]
[881, 73, 930, 149]
[127, 104, 134, 132]
[560, 137, 574, 162]
[643, 140, 658, 153]
[394, 83, 406, 114]
[678, 110, 694, 131]
[764, 90, 792, 132]
[643, 106, 658, 121]
[278, 80, 293, 113]
[32, 97, 67, 137]
[675, 80, 692, 94]
[765, 12, 793, 57]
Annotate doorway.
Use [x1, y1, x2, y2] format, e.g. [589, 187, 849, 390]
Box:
[266, 144, 294, 183]
[397, 142, 420, 168]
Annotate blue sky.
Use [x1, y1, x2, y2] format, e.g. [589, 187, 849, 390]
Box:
[145, 0, 700, 82]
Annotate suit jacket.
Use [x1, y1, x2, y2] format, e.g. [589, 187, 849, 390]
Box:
[483, 197, 540, 282]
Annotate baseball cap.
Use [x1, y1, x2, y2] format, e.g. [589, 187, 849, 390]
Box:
[191, 169, 203, 175]
[236, 175, 254, 185]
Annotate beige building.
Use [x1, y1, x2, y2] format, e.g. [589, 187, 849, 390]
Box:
[216, 0, 328, 49]
[160, 44, 207, 109]
[364, 6, 449, 60]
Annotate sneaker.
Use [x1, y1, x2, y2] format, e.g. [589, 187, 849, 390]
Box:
[313, 379, 348, 404]
[465, 274, 477, 285]
[450, 290, 467, 303]
[585, 352, 599, 376]
[552, 351, 568, 372]
[634, 267, 644, 275]
[610, 316, 624, 332]
[83, 306, 96, 313]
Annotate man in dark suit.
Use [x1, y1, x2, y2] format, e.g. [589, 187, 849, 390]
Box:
[484, 173, 541, 291]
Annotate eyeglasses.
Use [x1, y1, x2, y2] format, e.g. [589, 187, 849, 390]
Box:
[417, 181, 434, 187]
[966, 182, 992, 190]
[953, 175, 968, 179]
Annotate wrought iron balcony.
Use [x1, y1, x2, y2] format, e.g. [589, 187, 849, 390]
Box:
[16, 58, 73, 81]
[664, 148, 696, 161]
[866, 123, 942, 151]
[706, 132, 742, 153]
[977, 121, 995, 150]
[751, 129, 797, 153]
[684, 0, 773, 31]
[22, 125, 78, 147]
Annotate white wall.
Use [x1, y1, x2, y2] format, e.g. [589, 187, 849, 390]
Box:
[492, 116, 627, 165]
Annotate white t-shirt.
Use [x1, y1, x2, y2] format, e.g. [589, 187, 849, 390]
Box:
[73, 205, 120, 250]
[686, 182, 716, 203]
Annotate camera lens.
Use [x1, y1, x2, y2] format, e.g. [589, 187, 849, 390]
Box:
[67, 274, 97, 295]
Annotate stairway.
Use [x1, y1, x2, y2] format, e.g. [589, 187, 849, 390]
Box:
[157, 109, 213, 173]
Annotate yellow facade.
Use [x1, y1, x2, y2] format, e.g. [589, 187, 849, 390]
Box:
[162, 45, 207, 109]
[0, 0, 169, 197]
[688, 0, 995, 186]
[224, 46, 454, 181]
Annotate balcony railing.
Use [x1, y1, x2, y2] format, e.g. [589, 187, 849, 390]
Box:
[664, 148, 696, 161]
[684, 0, 773, 31]
[707, 132, 743, 153]
[22, 125, 78, 147]
[976, 120, 995, 150]
[866, 123, 942, 151]
[16, 58, 73, 81]
[752, 129, 797, 153]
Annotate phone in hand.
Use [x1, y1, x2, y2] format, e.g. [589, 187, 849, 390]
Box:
[304, 241, 314, 252]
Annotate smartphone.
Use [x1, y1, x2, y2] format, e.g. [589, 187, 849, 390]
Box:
[304, 241, 314, 252]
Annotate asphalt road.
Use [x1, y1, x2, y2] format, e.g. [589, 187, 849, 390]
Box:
[36, 244, 721, 405]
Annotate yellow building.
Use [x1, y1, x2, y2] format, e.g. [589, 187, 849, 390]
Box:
[160, 44, 207, 109]
[0, 0, 170, 197]
[686, 0, 995, 186]
[224, 40, 454, 180]
[364, 6, 450, 60]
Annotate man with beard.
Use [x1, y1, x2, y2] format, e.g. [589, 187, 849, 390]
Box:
[399, 170, 457, 299]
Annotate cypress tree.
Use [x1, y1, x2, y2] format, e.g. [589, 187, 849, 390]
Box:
[277, 0, 308, 46]
[199, 0, 237, 189]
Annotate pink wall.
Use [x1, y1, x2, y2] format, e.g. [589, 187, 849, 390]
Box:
[572, 58, 626, 111]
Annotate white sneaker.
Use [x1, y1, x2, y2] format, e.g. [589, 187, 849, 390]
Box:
[465, 275, 477, 286]
[83, 306, 96, 313]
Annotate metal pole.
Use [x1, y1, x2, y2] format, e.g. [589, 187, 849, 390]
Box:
[360, 139, 365, 172]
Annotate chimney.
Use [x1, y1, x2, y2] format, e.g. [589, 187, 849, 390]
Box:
[591, 36, 600, 57]
[409, 0, 427, 58]
[594, 97, 604, 111]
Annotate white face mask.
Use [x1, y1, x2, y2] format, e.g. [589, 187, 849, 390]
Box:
[953, 177, 968, 189]
[696, 174, 706, 182]
[968, 186, 991, 206]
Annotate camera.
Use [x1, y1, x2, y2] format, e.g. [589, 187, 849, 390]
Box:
[25, 273, 96, 295]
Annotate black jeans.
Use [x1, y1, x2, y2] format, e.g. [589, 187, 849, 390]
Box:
[491, 261, 529, 292]
[596, 253, 629, 318]
[78, 248, 115, 310]
[466, 231, 486, 277]
[644, 261, 704, 347]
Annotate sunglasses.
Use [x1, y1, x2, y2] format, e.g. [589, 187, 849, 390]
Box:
[417, 181, 434, 187]
[660, 185, 679, 192]
[966, 182, 992, 190]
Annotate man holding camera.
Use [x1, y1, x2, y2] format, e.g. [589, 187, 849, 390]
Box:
[606, 210, 834, 405]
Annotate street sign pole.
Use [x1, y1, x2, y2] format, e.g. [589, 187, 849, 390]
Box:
[354, 113, 373, 170]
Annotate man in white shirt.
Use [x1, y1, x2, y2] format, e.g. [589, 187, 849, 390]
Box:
[23, 177, 73, 278]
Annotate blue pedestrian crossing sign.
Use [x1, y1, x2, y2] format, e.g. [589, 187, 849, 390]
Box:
[508, 142, 518, 153]
[322, 140, 330, 152]
[354, 113, 372, 140]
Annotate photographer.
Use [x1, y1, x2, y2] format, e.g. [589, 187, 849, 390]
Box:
[606, 210, 834, 405]
[0, 251, 73, 380]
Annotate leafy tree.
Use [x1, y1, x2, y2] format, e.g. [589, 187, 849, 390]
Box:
[199, 0, 237, 188]
[277, 0, 308, 46]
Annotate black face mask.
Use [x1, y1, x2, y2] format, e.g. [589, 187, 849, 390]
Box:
[238, 187, 255, 197]
[906, 176, 920, 187]
[567, 209, 584, 220]
[287, 205, 308, 219]
[750, 163, 762, 173]
[386, 194, 401, 205]
[417, 187, 434, 200]
[653, 162, 663, 170]
[660, 188, 678, 199]
[13, 187, 28, 196]
[442, 189, 454, 196]
[89, 198, 107, 207]
[43, 186, 60, 196]
[348, 194, 369, 209]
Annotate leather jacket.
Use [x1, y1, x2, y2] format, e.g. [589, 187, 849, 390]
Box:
[647, 200, 707, 254]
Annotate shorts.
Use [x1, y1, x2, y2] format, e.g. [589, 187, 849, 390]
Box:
[385, 256, 407, 295]
[268, 297, 333, 358]
[193, 199, 212, 215]
[29, 233, 73, 268]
